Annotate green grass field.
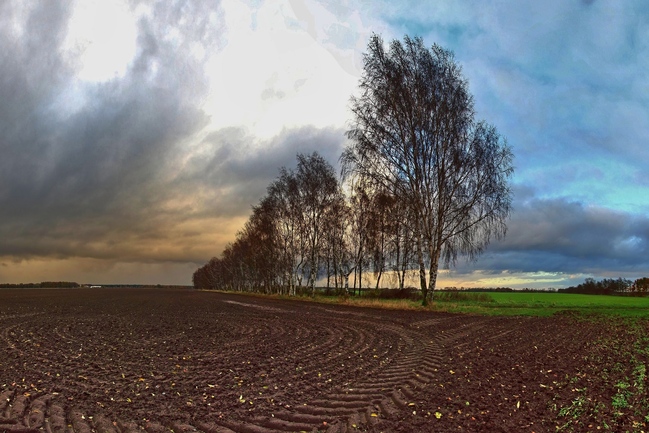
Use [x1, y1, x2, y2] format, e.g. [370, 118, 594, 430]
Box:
[206, 288, 649, 317]
[432, 291, 649, 317]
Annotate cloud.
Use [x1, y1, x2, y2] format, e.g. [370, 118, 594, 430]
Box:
[358, 1, 648, 284]
[465, 2, 649, 204]
[178, 125, 347, 219]
[459, 192, 649, 279]
[202, 0, 363, 140]
[287, 0, 372, 75]
[1, 0, 647, 287]
[374, 1, 649, 214]
[0, 0, 352, 284]
[0, 2, 221, 263]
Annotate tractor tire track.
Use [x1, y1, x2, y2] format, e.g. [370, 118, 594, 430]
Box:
[0, 289, 497, 433]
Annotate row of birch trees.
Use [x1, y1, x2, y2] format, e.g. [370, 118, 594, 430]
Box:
[194, 34, 514, 304]
[192, 152, 420, 296]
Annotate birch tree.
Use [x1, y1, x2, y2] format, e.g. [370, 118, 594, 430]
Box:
[342, 34, 513, 305]
[296, 152, 342, 295]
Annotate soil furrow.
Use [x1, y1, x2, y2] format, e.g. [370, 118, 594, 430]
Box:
[0, 288, 628, 432]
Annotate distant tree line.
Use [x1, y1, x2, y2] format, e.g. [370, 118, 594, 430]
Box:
[559, 277, 649, 296]
[441, 287, 516, 292]
[194, 35, 514, 305]
[84, 284, 194, 289]
[0, 281, 80, 288]
[0, 283, 194, 289]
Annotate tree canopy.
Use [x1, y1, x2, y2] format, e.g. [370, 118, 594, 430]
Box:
[342, 34, 513, 305]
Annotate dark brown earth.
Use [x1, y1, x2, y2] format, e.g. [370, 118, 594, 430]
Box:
[0, 288, 646, 433]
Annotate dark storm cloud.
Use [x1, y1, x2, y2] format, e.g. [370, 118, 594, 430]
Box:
[178, 126, 347, 218]
[0, 1, 224, 261]
[0, 3, 73, 174]
[0, 0, 347, 265]
[460, 190, 649, 277]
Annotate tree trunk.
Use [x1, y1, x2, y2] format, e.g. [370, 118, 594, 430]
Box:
[426, 228, 443, 304]
[427, 251, 441, 304]
[415, 222, 428, 305]
[344, 271, 351, 296]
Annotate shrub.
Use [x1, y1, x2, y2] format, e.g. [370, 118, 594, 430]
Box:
[363, 287, 422, 301]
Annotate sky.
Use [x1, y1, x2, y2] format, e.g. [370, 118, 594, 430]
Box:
[1, 0, 648, 288]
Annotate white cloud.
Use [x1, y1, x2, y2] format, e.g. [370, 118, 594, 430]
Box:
[202, 0, 363, 140]
[63, 0, 138, 82]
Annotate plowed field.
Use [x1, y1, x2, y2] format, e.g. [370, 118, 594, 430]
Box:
[0, 288, 646, 432]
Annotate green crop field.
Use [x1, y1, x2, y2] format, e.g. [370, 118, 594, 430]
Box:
[432, 291, 649, 317]
[210, 288, 649, 317]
